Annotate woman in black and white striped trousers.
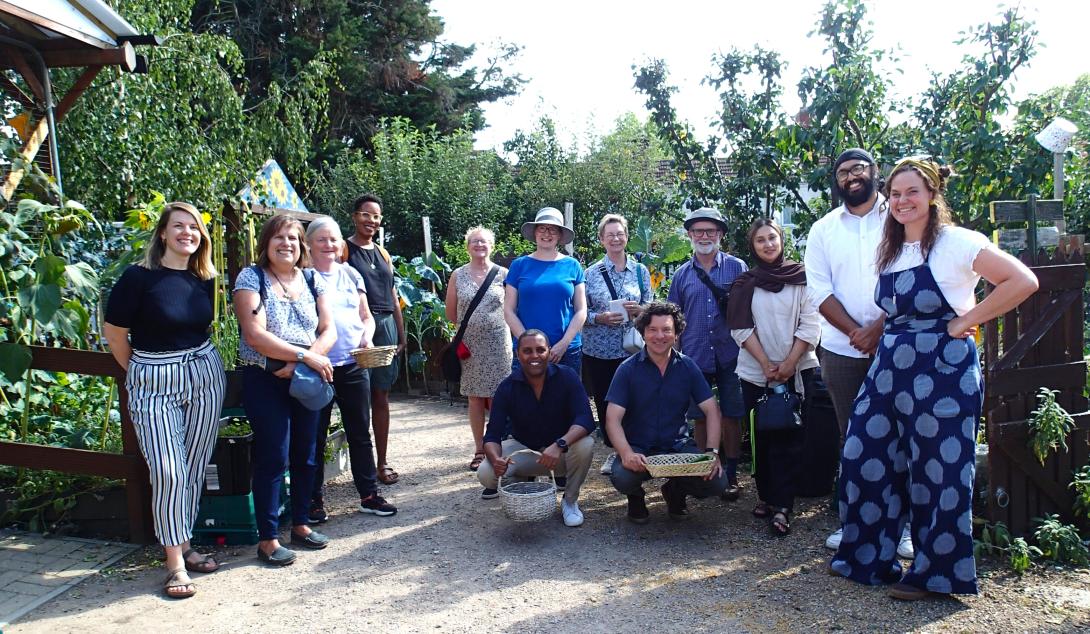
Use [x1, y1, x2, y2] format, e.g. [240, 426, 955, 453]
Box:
[104, 201, 226, 599]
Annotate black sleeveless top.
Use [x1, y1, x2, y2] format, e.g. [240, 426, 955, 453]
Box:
[346, 240, 396, 313]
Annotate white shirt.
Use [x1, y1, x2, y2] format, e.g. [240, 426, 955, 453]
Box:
[884, 226, 992, 316]
[804, 195, 887, 358]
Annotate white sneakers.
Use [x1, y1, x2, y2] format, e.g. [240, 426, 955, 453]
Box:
[561, 500, 584, 527]
[825, 526, 915, 559]
[825, 527, 843, 550]
[897, 526, 915, 559]
[600, 453, 616, 475]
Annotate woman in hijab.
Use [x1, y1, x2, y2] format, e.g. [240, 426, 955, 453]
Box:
[726, 218, 820, 536]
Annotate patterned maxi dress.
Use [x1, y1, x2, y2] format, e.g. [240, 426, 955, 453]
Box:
[453, 265, 512, 398]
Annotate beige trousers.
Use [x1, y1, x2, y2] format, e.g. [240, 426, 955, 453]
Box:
[477, 436, 594, 504]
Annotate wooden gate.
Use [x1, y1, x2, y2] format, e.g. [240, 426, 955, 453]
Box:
[984, 236, 1090, 536]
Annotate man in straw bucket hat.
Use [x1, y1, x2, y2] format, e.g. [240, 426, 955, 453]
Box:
[667, 207, 748, 502]
[478, 330, 595, 527]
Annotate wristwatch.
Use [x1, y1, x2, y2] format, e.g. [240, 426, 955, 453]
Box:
[296, 350, 305, 362]
[556, 438, 569, 453]
[705, 447, 720, 457]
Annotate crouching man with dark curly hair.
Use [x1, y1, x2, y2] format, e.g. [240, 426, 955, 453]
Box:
[604, 301, 730, 524]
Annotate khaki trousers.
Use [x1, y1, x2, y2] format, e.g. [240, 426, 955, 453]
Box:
[478, 436, 594, 504]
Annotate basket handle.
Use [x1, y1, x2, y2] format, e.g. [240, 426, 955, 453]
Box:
[496, 449, 556, 489]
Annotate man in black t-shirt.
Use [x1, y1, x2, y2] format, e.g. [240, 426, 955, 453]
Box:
[346, 193, 407, 486]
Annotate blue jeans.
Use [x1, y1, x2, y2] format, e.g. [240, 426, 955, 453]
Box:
[686, 358, 745, 419]
[243, 366, 320, 540]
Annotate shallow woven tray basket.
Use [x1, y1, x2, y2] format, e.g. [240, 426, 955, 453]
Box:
[644, 453, 715, 478]
[498, 450, 557, 522]
[351, 345, 398, 369]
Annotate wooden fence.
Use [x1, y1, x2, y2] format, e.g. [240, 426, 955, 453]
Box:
[0, 347, 154, 543]
[984, 236, 1090, 536]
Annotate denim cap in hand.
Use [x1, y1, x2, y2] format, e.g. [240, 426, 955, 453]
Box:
[289, 363, 334, 411]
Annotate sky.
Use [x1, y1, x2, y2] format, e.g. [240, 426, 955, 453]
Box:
[430, 0, 1089, 156]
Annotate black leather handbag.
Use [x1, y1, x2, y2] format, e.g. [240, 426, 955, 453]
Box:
[754, 383, 802, 432]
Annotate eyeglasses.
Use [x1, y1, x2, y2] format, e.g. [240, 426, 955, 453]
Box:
[835, 163, 870, 182]
[689, 228, 721, 238]
[467, 239, 491, 245]
[535, 226, 560, 235]
[603, 232, 626, 240]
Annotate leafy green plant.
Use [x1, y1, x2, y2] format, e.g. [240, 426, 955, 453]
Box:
[1027, 387, 1075, 465]
[974, 520, 1040, 573]
[1033, 515, 1089, 566]
[218, 416, 251, 438]
[392, 253, 455, 393]
[1072, 463, 1090, 520]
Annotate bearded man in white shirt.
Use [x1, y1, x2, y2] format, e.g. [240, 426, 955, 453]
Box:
[804, 148, 912, 559]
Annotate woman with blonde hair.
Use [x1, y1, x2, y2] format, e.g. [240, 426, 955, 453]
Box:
[104, 201, 225, 598]
[444, 226, 511, 483]
[582, 214, 652, 432]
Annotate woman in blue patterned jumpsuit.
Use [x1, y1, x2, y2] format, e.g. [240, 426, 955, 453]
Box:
[829, 156, 1038, 600]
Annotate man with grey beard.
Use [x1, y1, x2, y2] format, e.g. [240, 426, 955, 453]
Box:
[667, 208, 748, 500]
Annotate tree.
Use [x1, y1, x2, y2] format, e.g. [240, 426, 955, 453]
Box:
[313, 117, 516, 258]
[634, 0, 1053, 251]
[52, 0, 332, 217]
[908, 7, 1040, 227]
[189, 0, 525, 160]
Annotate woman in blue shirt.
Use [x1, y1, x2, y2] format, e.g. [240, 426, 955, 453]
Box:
[503, 207, 587, 374]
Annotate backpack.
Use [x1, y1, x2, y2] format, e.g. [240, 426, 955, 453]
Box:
[248, 265, 318, 316]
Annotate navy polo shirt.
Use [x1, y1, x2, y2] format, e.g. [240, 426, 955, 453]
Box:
[484, 364, 595, 450]
[606, 348, 713, 454]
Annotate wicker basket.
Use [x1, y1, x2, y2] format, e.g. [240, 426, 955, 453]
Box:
[350, 345, 398, 369]
[644, 453, 715, 478]
[498, 450, 557, 522]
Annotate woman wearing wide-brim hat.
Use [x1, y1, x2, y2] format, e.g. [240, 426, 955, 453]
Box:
[503, 207, 587, 374]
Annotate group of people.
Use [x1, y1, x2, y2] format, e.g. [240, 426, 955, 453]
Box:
[104, 148, 1038, 603]
[447, 149, 1038, 601]
[104, 195, 408, 597]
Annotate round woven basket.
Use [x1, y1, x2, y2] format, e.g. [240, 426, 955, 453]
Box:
[498, 450, 557, 522]
[350, 345, 398, 369]
[644, 453, 715, 478]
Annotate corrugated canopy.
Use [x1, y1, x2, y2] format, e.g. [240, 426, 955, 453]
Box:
[0, 0, 154, 71]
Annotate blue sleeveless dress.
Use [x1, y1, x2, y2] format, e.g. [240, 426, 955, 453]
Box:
[830, 253, 982, 595]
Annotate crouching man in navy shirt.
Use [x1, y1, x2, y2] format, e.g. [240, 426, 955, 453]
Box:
[605, 301, 730, 523]
[478, 329, 595, 527]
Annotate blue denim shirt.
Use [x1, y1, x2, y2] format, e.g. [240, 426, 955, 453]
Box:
[605, 349, 713, 454]
[483, 364, 596, 449]
[667, 251, 747, 373]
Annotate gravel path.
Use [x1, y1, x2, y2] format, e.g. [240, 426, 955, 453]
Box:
[12, 395, 1090, 633]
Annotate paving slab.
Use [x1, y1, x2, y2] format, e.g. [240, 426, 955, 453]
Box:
[0, 530, 135, 629]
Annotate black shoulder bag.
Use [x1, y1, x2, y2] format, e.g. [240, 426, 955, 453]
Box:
[693, 265, 731, 315]
[440, 266, 499, 383]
